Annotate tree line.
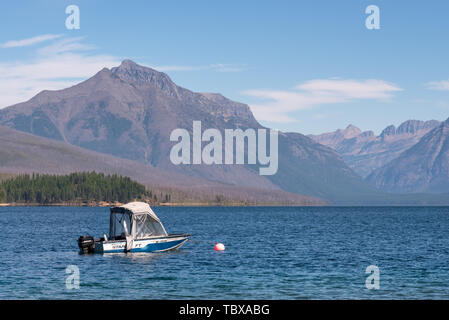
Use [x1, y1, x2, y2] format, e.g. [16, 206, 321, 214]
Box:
[0, 172, 169, 204]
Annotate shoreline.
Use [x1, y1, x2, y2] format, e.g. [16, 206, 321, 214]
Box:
[2, 202, 449, 208]
[0, 201, 325, 207]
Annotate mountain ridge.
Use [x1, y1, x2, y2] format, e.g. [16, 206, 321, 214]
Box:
[0, 59, 385, 203]
[0, 125, 326, 205]
[309, 119, 441, 177]
[366, 118, 449, 193]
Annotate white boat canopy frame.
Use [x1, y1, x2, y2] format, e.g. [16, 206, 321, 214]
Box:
[109, 202, 168, 240]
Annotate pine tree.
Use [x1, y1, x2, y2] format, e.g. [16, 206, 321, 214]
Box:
[0, 186, 6, 203]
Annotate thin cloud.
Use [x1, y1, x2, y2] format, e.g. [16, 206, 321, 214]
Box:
[1, 34, 63, 48]
[0, 35, 246, 108]
[36, 37, 95, 56]
[243, 79, 402, 123]
[210, 64, 246, 72]
[426, 80, 449, 91]
[0, 37, 120, 107]
[297, 79, 401, 100]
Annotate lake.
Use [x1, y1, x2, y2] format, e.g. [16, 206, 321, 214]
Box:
[0, 206, 448, 299]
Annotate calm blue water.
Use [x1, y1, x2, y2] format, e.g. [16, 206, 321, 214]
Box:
[0, 206, 449, 299]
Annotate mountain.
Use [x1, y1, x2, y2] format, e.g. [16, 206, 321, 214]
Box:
[309, 120, 441, 177]
[366, 118, 449, 193]
[0, 124, 218, 189]
[0, 125, 325, 205]
[309, 124, 363, 149]
[0, 59, 377, 202]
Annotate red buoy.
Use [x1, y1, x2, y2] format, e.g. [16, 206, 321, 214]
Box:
[214, 243, 225, 251]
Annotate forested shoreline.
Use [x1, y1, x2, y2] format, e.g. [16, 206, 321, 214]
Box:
[0, 172, 323, 207]
[0, 172, 169, 205]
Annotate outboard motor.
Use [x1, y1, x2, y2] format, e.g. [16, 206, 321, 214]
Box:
[78, 235, 95, 254]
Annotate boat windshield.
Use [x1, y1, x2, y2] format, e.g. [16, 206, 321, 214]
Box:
[110, 212, 132, 240]
[133, 213, 167, 239]
[109, 203, 168, 240]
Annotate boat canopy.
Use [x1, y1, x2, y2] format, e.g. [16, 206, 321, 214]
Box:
[109, 202, 167, 240]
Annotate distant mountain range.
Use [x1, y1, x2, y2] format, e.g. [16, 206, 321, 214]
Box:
[309, 120, 441, 178]
[309, 119, 449, 194]
[367, 119, 449, 193]
[0, 60, 447, 204]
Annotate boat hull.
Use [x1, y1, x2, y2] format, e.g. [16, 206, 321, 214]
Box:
[94, 234, 190, 253]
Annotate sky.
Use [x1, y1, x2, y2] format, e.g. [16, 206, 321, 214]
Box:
[0, 0, 449, 135]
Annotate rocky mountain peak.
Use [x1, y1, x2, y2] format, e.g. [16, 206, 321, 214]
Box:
[367, 117, 449, 193]
[111, 59, 177, 93]
[379, 120, 441, 138]
[343, 124, 362, 138]
[118, 59, 139, 69]
[360, 130, 375, 138]
[309, 119, 442, 178]
[380, 125, 396, 138]
[396, 120, 421, 134]
[396, 120, 438, 135]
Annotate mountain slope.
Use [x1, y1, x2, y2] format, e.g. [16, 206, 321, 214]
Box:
[366, 118, 449, 193]
[0, 59, 376, 202]
[309, 120, 441, 177]
[0, 125, 215, 188]
[0, 125, 325, 205]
